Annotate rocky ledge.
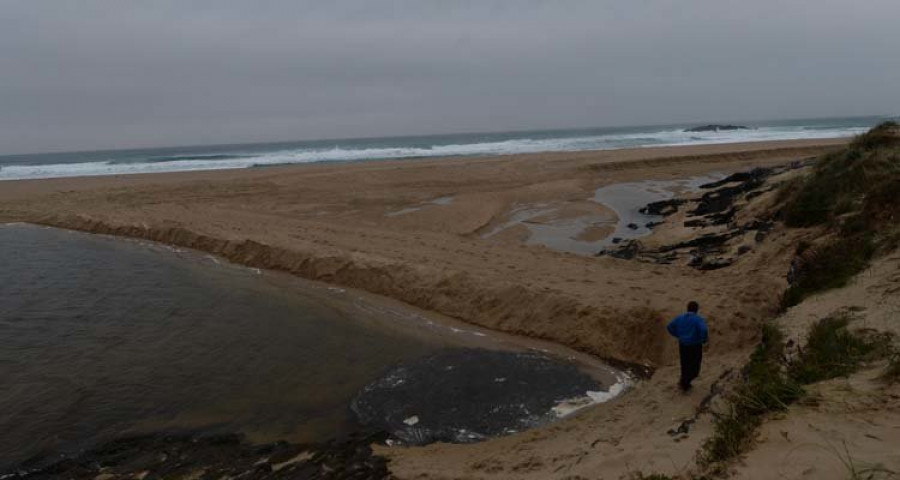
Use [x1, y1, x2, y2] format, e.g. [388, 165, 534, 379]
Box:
[684, 124, 750, 133]
[599, 159, 815, 270]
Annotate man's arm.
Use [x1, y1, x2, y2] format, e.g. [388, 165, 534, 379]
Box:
[666, 317, 678, 337]
[697, 317, 709, 344]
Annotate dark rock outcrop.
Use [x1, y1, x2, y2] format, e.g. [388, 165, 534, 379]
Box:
[603, 161, 788, 271]
[684, 124, 750, 133]
[640, 198, 685, 217]
[698, 167, 773, 190]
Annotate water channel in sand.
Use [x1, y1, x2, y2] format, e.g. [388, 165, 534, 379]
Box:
[0, 224, 624, 471]
[481, 175, 725, 256]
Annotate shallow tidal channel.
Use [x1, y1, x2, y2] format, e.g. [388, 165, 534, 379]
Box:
[0, 224, 623, 471]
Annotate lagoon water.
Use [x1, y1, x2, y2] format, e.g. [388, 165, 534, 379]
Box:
[0, 224, 460, 469]
[0, 224, 616, 471]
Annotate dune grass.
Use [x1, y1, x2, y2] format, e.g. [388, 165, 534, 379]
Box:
[779, 121, 900, 308]
[699, 315, 890, 475]
[789, 314, 886, 384]
[781, 233, 877, 308]
[782, 121, 899, 228]
[699, 323, 802, 470]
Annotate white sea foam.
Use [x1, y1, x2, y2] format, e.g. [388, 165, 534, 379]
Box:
[0, 125, 869, 181]
[551, 373, 631, 417]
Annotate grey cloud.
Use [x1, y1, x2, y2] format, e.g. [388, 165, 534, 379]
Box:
[1, 0, 898, 153]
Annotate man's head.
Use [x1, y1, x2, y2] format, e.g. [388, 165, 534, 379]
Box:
[687, 301, 699, 313]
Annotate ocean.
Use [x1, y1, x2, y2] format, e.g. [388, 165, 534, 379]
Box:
[0, 116, 890, 181]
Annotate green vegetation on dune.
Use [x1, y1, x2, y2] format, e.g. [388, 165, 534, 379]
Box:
[780, 121, 900, 307]
[699, 316, 890, 476]
[783, 121, 899, 227]
[781, 235, 876, 308]
[789, 314, 890, 384]
[699, 323, 803, 471]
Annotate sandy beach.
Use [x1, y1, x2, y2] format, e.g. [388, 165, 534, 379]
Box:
[0, 139, 843, 365]
[8, 136, 896, 479]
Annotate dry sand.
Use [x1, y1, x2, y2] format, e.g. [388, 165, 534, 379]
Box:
[6, 137, 892, 479]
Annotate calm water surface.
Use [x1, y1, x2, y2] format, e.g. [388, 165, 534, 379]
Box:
[0, 224, 457, 469]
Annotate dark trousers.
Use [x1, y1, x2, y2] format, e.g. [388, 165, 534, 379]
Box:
[679, 344, 703, 389]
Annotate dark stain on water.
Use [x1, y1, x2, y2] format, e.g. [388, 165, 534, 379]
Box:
[0, 224, 608, 473]
[352, 348, 599, 445]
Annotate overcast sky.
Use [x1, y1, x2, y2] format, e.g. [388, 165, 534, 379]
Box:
[1, 1, 898, 154]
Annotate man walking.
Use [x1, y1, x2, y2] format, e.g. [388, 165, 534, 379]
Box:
[666, 301, 708, 392]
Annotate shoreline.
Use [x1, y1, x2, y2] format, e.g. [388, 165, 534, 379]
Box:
[0, 137, 844, 193]
[0, 138, 845, 367]
[0, 127, 862, 182]
[0, 223, 627, 477]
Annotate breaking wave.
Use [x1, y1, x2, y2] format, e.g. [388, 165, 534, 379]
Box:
[0, 121, 877, 181]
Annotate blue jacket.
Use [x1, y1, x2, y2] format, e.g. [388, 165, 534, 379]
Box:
[667, 312, 709, 346]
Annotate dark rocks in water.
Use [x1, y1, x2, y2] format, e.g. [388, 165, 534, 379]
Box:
[684, 124, 750, 133]
[610, 162, 786, 271]
[351, 348, 599, 446]
[7, 431, 391, 480]
[671, 168, 775, 225]
[707, 207, 737, 226]
[699, 167, 773, 189]
[690, 176, 767, 216]
[683, 207, 736, 228]
[660, 216, 774, 270]
[640, 198, 685, 217]
[658, 231, 740, 253]
[611, 237, 623, 244]
[626, 223, 639, 230]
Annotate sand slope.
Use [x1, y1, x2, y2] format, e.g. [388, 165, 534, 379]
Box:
[730, 252, 900, 479]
